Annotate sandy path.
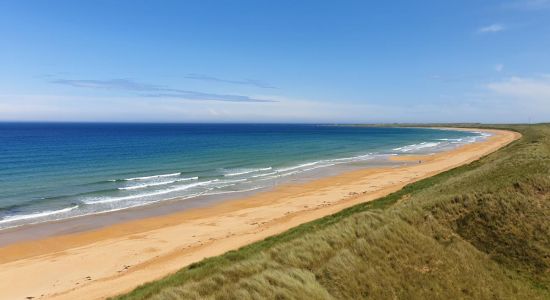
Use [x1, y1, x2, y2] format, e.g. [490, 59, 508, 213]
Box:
[0, 128, 520, 300]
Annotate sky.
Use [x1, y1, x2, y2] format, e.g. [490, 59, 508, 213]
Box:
[1, 0, 550, 123]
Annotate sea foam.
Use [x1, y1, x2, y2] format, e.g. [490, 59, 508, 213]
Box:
[84, 180, 219, 204]
[0, 205, 79, 224]
[118, 177, 198, 190]
[124, 172, 182, 181]
[223, 167, 272, 177]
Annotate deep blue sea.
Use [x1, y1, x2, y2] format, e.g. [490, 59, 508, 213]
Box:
[0, 123, 487, 229]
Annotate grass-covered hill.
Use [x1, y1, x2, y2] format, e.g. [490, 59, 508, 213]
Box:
[114, 124, 550, 300]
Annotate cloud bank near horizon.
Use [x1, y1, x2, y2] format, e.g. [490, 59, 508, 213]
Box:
[2, 74, 550, 124]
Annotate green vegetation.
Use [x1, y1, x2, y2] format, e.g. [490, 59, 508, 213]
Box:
[114, 124, 550, 300]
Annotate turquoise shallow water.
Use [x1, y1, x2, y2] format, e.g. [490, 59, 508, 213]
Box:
[0, 123, 486, 229]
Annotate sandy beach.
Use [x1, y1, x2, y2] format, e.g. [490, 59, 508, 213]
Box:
[0, 128, 520, 300]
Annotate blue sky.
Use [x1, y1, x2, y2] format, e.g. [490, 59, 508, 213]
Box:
[1, 0, 549, 123]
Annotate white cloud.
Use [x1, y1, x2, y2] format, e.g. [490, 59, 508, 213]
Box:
[494, 64, 504, 72]
[52, 78, 276, 103]
[486, 75, 550, 100]
[478, 24, 505, 33]
[480, 75, 550, 123]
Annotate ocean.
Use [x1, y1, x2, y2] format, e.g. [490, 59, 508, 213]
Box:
[0, 123, 487, 229]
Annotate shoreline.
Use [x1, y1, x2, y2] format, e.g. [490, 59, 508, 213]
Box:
[0, 128, 520, 300]
[0, 155, 400, 246]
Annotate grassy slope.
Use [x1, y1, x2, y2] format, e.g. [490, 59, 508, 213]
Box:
[114, 124, 550, 300]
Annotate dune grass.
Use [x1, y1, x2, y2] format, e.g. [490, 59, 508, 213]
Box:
[114, 124, 550, 300]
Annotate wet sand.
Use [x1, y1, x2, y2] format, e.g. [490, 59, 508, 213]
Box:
[0, 128, 520, 300]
